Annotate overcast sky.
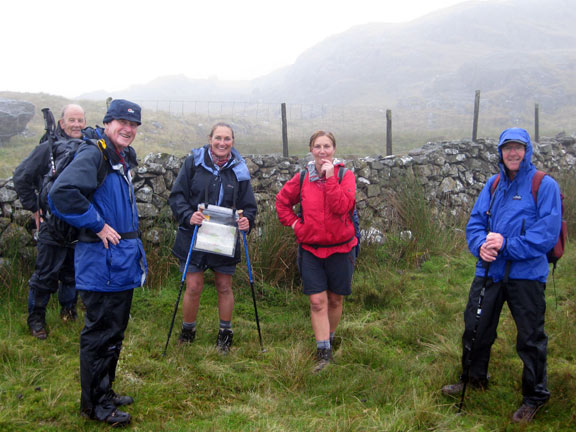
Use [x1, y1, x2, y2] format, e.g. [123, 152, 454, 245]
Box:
[3, 0, 480, 98]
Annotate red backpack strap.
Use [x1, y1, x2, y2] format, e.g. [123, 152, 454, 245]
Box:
[490, 174, 501, 195]
[531, 170, 546, 203]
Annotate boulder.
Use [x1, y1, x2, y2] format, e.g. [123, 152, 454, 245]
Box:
[0, 99, 35, 144]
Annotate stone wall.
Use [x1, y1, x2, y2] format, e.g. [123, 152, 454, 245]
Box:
[1, 135, 575, 257]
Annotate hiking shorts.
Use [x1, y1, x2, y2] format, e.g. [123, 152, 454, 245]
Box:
[298, 247, 355, 296]
[179, 261, 236, 276]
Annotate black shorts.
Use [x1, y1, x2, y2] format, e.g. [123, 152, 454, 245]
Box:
[298, 247, 356, 296]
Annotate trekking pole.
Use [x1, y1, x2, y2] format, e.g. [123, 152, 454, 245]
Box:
[238, 210, 265, 352]
[458, 261, 490, 413]
[162, 224, 199, 356]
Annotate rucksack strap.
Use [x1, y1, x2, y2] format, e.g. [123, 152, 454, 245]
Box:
[531, 170, 546, 203]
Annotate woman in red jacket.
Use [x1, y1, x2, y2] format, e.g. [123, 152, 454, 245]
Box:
[276, 130, 357, 372]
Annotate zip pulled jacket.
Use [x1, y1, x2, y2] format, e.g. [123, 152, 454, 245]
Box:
[169, 145, 257, 269]
[466, 127, 562, 282]
[48, 127, 147, 292]
[276, 162, 357, 259]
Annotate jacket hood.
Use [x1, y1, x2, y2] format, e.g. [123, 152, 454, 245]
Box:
[195, 145, 250, 181]
[497, 127, 534, 179]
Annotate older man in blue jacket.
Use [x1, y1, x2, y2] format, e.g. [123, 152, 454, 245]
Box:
[441, 128, 562, 423]
[49, 99, 147, 427]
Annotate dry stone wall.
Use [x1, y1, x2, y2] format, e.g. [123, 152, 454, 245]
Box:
[1, 136, 575, 258]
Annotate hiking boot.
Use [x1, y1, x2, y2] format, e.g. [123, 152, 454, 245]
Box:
[104, 409, 131, 427]
[441, 377, 488, 395]
[216, 329, 233, 354]
[60, 307, 77, 322]
[313, 347, 333, 373]
[110, 390, 134, 407]
[178, 327, 196, 344]
[29, 322, 48, 340]
[81, 408, 131, 428]
[511, 403, 541, 423]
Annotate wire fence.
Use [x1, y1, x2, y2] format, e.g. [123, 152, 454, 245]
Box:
[132, 94, 576, 157]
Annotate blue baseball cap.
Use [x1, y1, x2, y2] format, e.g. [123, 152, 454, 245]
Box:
[103, 99, 142, 125]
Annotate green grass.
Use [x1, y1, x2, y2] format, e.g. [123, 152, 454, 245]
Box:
[1, 240, 574, 431]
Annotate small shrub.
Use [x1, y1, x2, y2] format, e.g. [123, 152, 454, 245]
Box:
[242, 206, 300, 291]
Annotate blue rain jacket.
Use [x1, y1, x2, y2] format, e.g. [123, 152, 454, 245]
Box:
[466, 128, 562, 282]
[48, 133, 147, 292]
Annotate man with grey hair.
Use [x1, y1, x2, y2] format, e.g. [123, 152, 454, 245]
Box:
[49, 99, 147, 427]
[13, 104, 86, 339]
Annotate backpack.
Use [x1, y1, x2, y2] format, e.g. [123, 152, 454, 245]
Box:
[39, 137, 109, 244]
[490, 170, 567, 269]
[298, 167, 361, 257]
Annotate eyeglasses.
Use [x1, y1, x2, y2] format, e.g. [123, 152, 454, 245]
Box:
[502, 144, 526, 153]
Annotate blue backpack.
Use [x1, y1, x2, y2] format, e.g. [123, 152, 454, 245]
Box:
[298, 167, 361, 257]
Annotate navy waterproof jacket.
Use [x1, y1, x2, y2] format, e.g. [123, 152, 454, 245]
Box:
[466, 128, 562, 282]
[169, 145, 257, 269]
[48, 129, 147, 292]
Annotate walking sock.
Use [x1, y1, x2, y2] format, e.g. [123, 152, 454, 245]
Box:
[182, 321, 196, 331]
[316, 340, 331, 350]
[219, 319, 232, 332]
[329, 332, 335, 345]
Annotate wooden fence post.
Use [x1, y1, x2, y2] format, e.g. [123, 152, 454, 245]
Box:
[534, 103, 540, 142]
[472, 90, 481, 142]
[281, 103, 289, 157]
[386, 109, 392, 156]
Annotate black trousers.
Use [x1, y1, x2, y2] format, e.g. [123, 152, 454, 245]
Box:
[461, 276, 549, 406]
[79, 289, 133, 420]
[27, 233, 76, 327]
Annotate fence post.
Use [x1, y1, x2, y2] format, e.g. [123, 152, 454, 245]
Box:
[534, 103, 540, 142]
[386, 109, 392, 156]
[281, 103, 289, 157]
[472, 90, 481, 142]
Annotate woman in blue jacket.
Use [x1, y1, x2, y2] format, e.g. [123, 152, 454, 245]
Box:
[441, 128, 562, 423]
[169, 123, 257, 353]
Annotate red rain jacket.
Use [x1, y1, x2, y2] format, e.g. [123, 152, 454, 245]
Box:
[276, 164, 357, 258]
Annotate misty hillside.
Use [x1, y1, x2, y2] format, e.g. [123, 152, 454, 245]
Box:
[80, 0, 576, 116]
[255, 0, 576, 109]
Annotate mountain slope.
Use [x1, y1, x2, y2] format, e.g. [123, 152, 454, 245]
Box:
[79, 0, 576, 116]
[254, 0, 576, 107]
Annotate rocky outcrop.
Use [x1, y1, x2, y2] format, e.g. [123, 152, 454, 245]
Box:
[1, 135, 574, 259]
[0, 99, 35, 144]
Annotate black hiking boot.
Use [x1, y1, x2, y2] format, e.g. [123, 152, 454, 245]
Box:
[313, 347, 333, 373]
[105, 409, 131, 428]
[28, 320, 48, 340]
[60, 307, 78, 322]
[110, 390, 134, 407]
[216, 329, 233, 354]
[178, 327, 196, 345]
[81, 408, 131, 428]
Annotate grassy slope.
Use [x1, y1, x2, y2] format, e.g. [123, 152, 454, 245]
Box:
[0, 243, 574, 431]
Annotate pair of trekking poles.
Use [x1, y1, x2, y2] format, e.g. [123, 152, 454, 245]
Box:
[162, 216, 265, 356]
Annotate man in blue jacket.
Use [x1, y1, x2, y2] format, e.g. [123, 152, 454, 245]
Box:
[49, 99, 147, 427]
[441, 128, 562, 423]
